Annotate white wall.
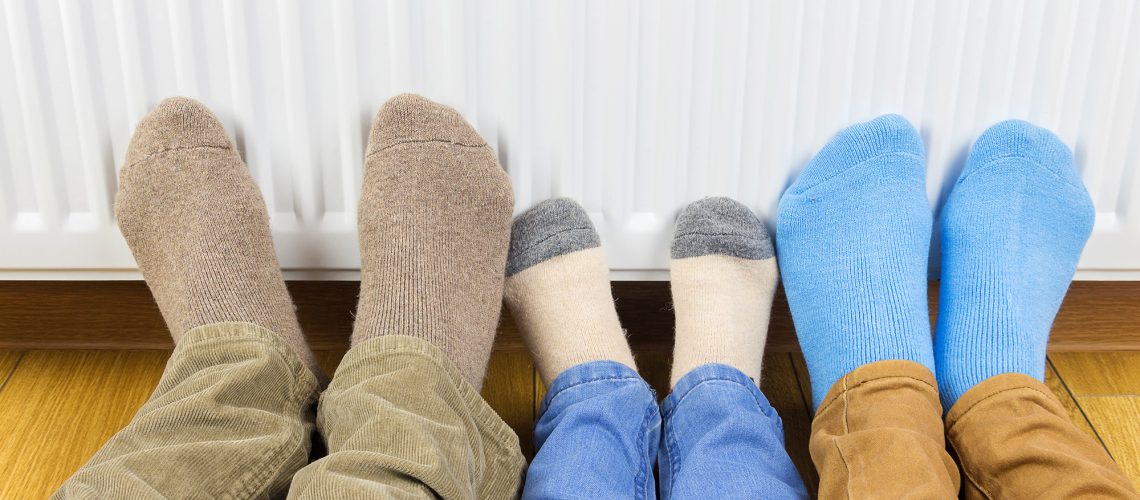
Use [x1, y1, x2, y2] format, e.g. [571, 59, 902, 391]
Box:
[1, 0, 1138, 280]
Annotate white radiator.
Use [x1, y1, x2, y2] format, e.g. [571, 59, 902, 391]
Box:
[2, 0, 1139, 280]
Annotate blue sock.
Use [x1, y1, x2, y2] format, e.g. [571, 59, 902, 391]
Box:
[934, 120, 1094, 409]
[777, 114, 936, 408]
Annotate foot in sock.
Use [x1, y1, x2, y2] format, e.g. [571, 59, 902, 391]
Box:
[669, 197, 779, 387]
[353, 94, 514, 391]
[503, 198, 637, 385]
[115, 97, 323, 382]
[935, 120, 1094, 408]
[776, 114, 936, 408]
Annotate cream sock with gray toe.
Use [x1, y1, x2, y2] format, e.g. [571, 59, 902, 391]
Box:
[503, 198, 637, 385]
[669, 197, 779, 387]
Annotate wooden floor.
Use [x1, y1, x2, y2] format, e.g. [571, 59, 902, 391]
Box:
[0, 347, 1136, 498]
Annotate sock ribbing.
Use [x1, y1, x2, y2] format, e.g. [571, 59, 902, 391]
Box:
[776, 114, 936, 408]
[934, 120, 1094, 408]
[116, 97, 324, 383]
[352, 94, 514, 390]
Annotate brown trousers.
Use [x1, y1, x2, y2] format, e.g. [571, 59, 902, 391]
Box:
[810, 360, 1138, 499]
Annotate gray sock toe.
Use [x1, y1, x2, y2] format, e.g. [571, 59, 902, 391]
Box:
[671, 197, 773, 260]
[507, 198, 601, 276]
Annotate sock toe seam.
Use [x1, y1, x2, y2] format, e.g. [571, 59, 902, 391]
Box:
[123, 144, 232, 170]
[672, 231, 766, 241]
[789, 151, 925, 195]
[368, 138, 488, 156]
[511, 227, 598, 255]
[956, 156, 1087, 192]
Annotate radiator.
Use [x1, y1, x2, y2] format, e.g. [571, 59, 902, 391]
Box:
[2, 0, 1138, 280]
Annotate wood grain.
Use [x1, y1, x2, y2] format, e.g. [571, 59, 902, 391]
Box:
[0, 351, 168, 499]
[4, 280, 1137, 351]
[762, 353, 819, 497]
[1044, 359, 1105, 446]
[1050, 352, 1140, 396]
[0, 352, 22, 391]
[481, 351, 537, 458]
[1074, 396, 1140, 491]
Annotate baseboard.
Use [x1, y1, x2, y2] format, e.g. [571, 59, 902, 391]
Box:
[0, 281, 1137, 351]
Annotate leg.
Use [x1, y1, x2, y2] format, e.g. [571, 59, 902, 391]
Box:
[56, 98, 322, 498]
[660, 198, 807, 499]
[288, 95, 525, 499]
[937, 121, 1137, 498]
[504, 199, 658, 499]
[776, 115, 960, 498]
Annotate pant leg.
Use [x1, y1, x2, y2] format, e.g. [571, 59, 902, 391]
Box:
[810, 360, 960, 499]
[288, 335, 525, 500]
[54, 322, 318, 499]
[658, 363, 808, 499]
[945, 373, 1139, 499]
[524, 361, 660, 500]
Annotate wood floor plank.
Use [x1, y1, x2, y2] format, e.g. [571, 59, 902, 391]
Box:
[1044, 359, 1105, 446]
[481, 351, 537, 458]
[0, 351, 22, 392]
[313, 350, 347, 377]
[1074, 396, 1140, 491]
[6, 281, 1139, 351]
[762, 353, 820, 497]
[1050, 352, 1140, 396]
[0, 351, 168, 499]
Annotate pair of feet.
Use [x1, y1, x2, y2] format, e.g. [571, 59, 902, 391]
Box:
[117, 94, 514, 389]
[778, 115, 1095, 408]
[505, 196, 779, 389]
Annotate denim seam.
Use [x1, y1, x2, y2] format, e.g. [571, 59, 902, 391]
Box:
[544, 374, 646, 407]
[665, 415, 682, 495]
[663, 377, 771, 421]
[635, 389, 658, 500]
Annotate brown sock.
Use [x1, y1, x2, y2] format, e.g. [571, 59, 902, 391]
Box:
[352, 94, 514, 390]
[115, 97, 324, 383]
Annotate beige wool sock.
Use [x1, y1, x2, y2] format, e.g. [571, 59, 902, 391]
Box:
[352, 94, 514, 390]
[115, 97, 324, 383]
[503, 198, 637, 385]
[669, 197, 779, 387]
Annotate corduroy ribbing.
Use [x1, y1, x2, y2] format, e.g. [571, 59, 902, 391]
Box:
[352, 94, 514, 391]
[56, 322, 319, 499]
[289, 335, 525, 499]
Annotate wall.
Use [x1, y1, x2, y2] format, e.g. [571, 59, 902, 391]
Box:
[2, 0, 1138, 279]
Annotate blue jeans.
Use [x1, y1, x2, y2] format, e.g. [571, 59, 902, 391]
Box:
[523, 361, 808, 499]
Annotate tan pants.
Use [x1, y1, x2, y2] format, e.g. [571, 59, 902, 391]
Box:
[811, 359, 1139, 499]
[55, 322, 525, 499]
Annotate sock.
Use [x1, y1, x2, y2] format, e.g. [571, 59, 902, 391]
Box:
[115, 97, 323, 382]
[935, 120, 1094, 408]
[776, 114, 936, 408]
[503, 198, 637, 385]
[353, 94, 514, 390]
[669, 197, 779, 387]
